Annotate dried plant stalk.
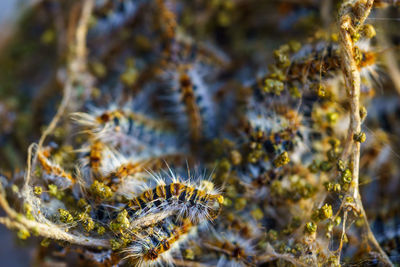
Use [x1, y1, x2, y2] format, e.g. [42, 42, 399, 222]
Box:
[0, 0, 102, 249]
[0, 184, 110, 248]
[338, 0, 393, 265]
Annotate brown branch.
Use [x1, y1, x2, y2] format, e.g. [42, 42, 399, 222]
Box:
[338, 1, 393, 266]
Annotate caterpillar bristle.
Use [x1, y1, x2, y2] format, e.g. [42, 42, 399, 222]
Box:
[124, 169, 223, 224]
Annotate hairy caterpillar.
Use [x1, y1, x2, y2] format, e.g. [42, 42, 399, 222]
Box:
[178, 69, 203, 141]
[37, 149, 76, 189]
[171, 31, 231, 68]
[102, 153, 191, 184]
[123, 216, 195, 266]
[72, 106, 181, 157]
[159, 34, 227, 141]
[256, 38, 378, 102]
[124, 169, 224, 223]
[243, 95, 308, 165]
[78, 140, 193, 199]
[289, 40, 376, 82]
[85, 140, 105, 178]
[159, 64, 217, 142]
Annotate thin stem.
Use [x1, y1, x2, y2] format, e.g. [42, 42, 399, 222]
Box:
[338, 1, 393, 266]
[38, 0, 94, 151]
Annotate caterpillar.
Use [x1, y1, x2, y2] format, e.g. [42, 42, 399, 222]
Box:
[87, 140, 105, 177]
[72, 106, 181, 157]
[178, 69, 203, 141]
[158, 32, 227, 141]
[78, 142, 193, 199]
[81, 145, 190, 196]
[124, 169, 224, 224]
[102, 153, 191, 185]
[243, 96, 308, 163]
[73, 107, 172, 135]
[255, 38, 378, 103]
[288, 40, 377, 83]
[171, 31, 231, 68]
[37, 149, 76, 189]
[160, 63, 218, 142]
[123, 216, 195, 266]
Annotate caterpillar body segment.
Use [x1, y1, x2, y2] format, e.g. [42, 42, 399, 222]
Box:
[122, 169, 223, 224]
[123, 216, 195, 266]
[37, 149, 76, 189]
[178, 70, 203, 141]
[288, 40, 377, 83]
[125, 181, 223, 224]
[72, 108, 172, 138]
[72, 107, 182, 157]
[160, 60, 220, 141]
[79, 140, 106, 178]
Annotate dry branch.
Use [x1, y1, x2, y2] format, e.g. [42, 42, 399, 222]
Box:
[338, 0, 393, 265]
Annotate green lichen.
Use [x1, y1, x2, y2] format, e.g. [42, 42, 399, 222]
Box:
[273, 151, 290, 167]
[58, 209, 74, 224]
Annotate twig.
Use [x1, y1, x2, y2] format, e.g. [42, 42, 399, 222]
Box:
[0, 184, 109, 248]
[38, 0, 93, 150]
[336, 209, 348, 262]
[338, 1, 393, 266]
[338, 0, 370, 201]
[75, 0, 94, 62]
[23, 0, 95, 190]
[0, 0, 107, 250]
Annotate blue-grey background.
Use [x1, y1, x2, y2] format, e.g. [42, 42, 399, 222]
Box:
[1, 2, 33, 266]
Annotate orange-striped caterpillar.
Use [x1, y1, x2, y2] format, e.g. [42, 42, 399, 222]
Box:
[80, 144, 190, 196]
[164, 63, 220, 141]
[85, 140, 105, 178]
[72, 106, 181, 157]
[242, 94, 308, 166]
[123, 216, 195, 266]
[256, 38, 378, 101]
[178, 68, 203, 141]
[288, 40, 377, 83]
[37, 148, 76, 189]
[124, 169, 224, 224]
[102, 153, 190, 186]
[159, 36, 225, 141]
